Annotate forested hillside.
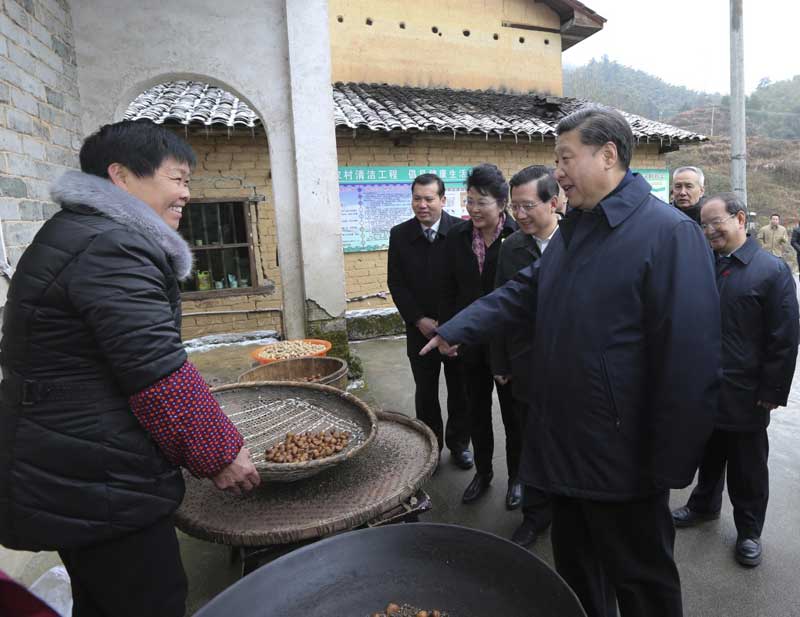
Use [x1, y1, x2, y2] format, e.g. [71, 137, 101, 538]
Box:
[563, 57, 721, 122]
[564, 60, 800, 225]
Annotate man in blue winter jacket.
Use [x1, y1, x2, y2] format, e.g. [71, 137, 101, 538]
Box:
[422, 106, 721, 617]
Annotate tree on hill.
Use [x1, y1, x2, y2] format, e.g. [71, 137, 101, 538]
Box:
[565, 60, 800, 141]
[563, 57, 720, 121]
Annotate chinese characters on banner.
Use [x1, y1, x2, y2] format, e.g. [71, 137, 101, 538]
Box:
[338, 166, 671, 253]
[338, 166, 471, 253]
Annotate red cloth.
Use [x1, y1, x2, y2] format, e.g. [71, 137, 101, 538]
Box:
[0, 570, 60, 617]
[129, 361, 244, 478]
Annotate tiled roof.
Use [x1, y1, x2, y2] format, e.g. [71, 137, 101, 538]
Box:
[332, 83, 707, 144]
[124, 80, 707, 144]
[124, 81, 260, 128]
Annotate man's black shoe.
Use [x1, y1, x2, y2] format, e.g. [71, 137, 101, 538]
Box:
[451, 449, 474, 470]
[735, 537, 762, 567]
[511, 519, 539, 548]
[671, 506, 720, 528]
[505, 479, 522, 510]
[462, 472, 493, 503]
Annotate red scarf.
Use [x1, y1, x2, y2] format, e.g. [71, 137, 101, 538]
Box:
[471, 214, 505, 274]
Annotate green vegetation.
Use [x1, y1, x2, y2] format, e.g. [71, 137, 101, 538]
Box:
[564, 60, 800, 226]
[563, 56, 721, 122]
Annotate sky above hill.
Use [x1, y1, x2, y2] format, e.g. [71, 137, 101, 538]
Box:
[563, 0, 796, 94]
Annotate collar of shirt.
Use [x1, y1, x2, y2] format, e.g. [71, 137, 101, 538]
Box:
[533, 225, 559, 254]
[727, 235, 758, 265]
[596, 169, 642, 228]
[420, 216, 442, 236]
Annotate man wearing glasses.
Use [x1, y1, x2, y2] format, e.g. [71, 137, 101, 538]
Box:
[672, 193, 798, 568]
[491, 165, 558, 546]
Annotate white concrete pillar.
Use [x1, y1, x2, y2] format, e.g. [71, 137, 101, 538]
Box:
[284, 0, 347, 324]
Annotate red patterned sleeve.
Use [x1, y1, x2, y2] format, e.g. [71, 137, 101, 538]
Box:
[129, 361, 244, 478]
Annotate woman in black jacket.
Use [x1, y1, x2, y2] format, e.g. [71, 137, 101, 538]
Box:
[0, 121, 260, 617]
[440, 163, 518, 505]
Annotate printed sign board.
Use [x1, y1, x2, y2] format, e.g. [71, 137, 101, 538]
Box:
[338, 166, 670, 252]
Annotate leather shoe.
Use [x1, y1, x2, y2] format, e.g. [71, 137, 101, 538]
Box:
[451, 449, 474, 470]
[462, 472, 493, 503]
[735, 537, 762, 567]
[511, 519, 539, 548]
[671, 506, 720, 528]
[505, 479, 522, 510]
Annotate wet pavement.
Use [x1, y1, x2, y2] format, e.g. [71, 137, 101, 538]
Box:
[4, 335, 800, 616]
[351, 336, 800, 617]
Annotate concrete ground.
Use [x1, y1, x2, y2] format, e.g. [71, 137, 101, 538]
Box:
[4, 335, 800, 616]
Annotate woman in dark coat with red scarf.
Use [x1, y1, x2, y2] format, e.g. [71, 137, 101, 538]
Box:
[439, 163, 519, 506]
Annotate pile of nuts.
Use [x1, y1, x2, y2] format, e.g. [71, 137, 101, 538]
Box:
[265, 430, 351, 463]
[371, 603, 445, 617]
[256, 340, 327, 361]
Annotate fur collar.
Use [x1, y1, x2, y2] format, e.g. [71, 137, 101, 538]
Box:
[50, 170, 194, 280]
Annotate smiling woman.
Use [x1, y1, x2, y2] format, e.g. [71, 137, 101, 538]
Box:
[0, 120, 261, 617]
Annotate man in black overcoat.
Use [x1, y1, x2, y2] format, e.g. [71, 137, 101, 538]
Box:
[672, 193, 799, 568]
[422, 106, 720, 617]
[387, 173, 472, 469]
[491, 165, 558, 545]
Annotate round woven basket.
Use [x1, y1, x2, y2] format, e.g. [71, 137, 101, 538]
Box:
[249, 338, 332, 365]
[237, 356, 348, 391]
[211, 381, 377, 482]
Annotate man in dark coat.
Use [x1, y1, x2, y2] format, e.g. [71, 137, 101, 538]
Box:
[387, 173, 472, 469]
[671, 165, 705, 223]
[491, 165, 557, 545]
[672, 193, 799, 568]
[790, 223, 800, 280]
[423, 106, 720, 617]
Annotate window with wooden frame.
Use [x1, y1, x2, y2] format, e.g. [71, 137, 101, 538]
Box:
[177, 199, 256, 295]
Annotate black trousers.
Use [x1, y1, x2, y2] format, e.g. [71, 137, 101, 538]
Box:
[461, 349, 516, 476]
[406, 328, 470, 452]
[551, 491, 682, 617]
[686, 427, 769, 538]
[58, 516, 187, 617]
[515, 398, 552, 529]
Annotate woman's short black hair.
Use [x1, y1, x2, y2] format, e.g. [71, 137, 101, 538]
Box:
[79, 120, 197, 179]
[466, 163, 508, 205]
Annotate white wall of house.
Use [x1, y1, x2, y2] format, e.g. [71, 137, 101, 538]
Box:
[68, 0, 346, 335]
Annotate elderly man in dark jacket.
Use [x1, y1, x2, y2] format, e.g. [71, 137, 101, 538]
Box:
[671, 165, 705, 223]
[672, 193, 799, 568]
[423, 106, 720, 617]
[791, 224, 800, 280]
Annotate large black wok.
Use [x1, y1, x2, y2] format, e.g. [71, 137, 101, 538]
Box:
[195, 523, 586, 617]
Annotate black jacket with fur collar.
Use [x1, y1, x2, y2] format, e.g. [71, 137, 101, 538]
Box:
[0, 171, 192, 551]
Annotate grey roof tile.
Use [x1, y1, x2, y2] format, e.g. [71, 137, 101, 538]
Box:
[124, 80, 706, 144]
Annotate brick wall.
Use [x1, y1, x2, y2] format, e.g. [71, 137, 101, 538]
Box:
[336, 131, 667, 310]
[170, 127, 667, 334]
[0, 0, 80, 305]
[179, 129, 284, 339]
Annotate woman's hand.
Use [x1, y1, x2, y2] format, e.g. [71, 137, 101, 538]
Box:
[212, 447, 261, 495]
